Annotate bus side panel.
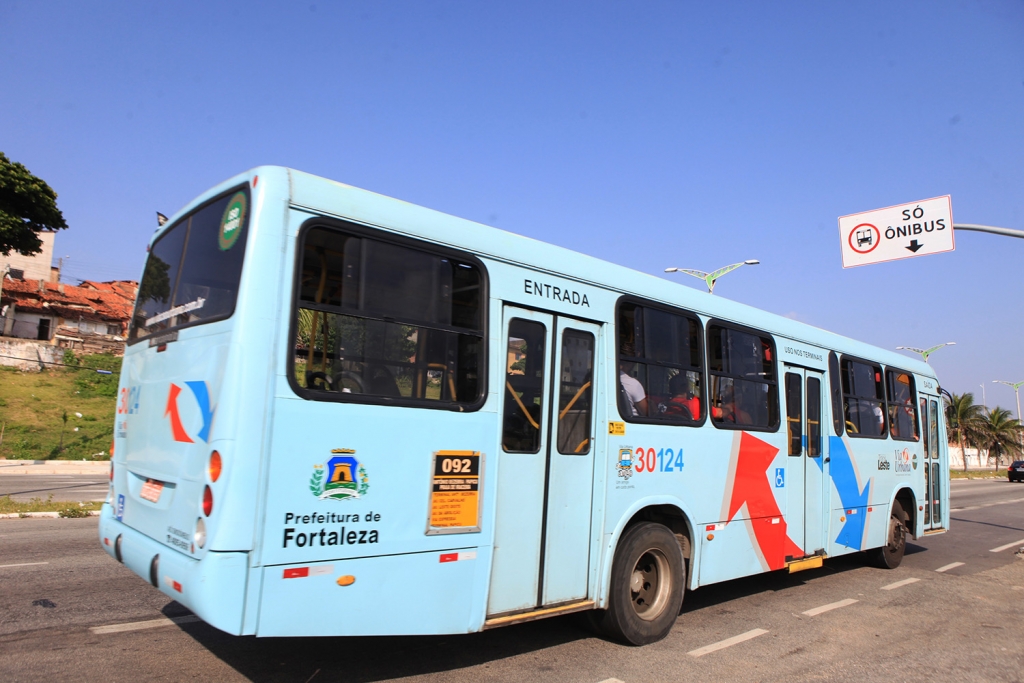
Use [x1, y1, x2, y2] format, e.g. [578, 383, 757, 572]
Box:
[827, 431, 925, 556]
[256, 549, 487, 636]
[603, 421, 796, 589]
[258, 399, 498, 566]
[826, 436, 872, 557]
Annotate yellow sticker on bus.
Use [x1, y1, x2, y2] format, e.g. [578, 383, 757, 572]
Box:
[427, 451, 483, 534]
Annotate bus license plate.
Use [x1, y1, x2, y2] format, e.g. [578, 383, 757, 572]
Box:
[140, 479, 164, 503]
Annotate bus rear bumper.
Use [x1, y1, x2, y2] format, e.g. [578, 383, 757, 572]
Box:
[98, 504, 248, 635]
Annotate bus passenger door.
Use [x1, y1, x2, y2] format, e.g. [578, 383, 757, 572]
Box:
[784, 368, 828, 559]
[542, 317, 599, 606]
[921, 395, 943, 530]
[488, 307, 599, 616]
[802, 372, 827, 555]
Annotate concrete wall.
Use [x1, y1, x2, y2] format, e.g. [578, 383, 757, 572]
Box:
[1, 231, 55, 281]
[0, 338, 64, 371]
[949, 445, 996, 469]
[4, 311, 55, 340]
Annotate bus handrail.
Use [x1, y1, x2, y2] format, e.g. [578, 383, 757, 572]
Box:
[506, 381, 540, 430]
[559, 381, 592, 420]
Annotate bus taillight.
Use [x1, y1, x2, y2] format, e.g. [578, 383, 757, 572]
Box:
[208, 451, 222, 483]
[202, 485, 213, 517]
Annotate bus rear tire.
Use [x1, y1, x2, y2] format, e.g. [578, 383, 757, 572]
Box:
[595, 522, 684, 645]
[867, 500, 907, 569]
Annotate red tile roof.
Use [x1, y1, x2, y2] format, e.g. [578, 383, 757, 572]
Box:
[1, 278, 136, 323]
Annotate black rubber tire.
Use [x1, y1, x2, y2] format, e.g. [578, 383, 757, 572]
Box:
[867, 500, 907, 569]
[593, 522, 685, 645]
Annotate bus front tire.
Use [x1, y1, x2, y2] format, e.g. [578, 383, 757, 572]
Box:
[867, 500, 907, 569]
[595, 522, 684, 645]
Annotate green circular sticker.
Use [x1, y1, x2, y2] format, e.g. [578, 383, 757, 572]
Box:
[219, 192, 247, 251]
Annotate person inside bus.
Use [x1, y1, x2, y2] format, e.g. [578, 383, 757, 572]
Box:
[618, 343, 648, 417]
[712, 382, 751, 425]
[889, 395, 915, 439]
[663, 372, 700, 420]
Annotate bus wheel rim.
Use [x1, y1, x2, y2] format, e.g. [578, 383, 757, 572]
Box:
[630, 548, 670, 621]
[888, 516, 905, 552]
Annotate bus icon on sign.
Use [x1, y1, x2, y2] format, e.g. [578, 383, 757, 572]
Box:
[847, 223, 880, 255]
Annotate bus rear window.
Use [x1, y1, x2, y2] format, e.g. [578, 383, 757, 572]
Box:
[292, 224, 485, 408]
[129, 188, 250, 342]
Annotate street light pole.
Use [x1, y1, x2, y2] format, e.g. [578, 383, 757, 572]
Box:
[665, 260, 759, 294]
[993, 381, 1024, 454]
[895, 342, 956, 363]
[954, 223, 1024, 239]
[980, 384, 987, 409]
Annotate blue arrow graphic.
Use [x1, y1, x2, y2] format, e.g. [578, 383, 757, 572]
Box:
[185, 381, 215, 443]
[829, 436, 870, 550]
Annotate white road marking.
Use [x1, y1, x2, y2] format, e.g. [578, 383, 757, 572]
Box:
[687, 628, 768, 657]
[802, 598, 858, 616]
[596, 679, 625, 683]
[90, 615, 200, 634]
[0, 561, 49, 569]
[951, 497, 1024, 512]
[989, 539, 1024, 553]
[935, 562, 965, 573]
[881, 578, 921, 590]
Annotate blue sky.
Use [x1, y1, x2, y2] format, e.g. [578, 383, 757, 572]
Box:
[2, 1, 1022, 405]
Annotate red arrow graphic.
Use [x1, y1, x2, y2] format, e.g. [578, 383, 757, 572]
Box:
[165, 383, 194, 443]
[726, 432, 803, 570]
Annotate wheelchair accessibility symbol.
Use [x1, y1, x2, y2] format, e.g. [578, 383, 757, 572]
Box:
[775, 468, 785, 488]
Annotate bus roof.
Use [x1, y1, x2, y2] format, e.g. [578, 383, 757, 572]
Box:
[163, 165, 936, 382]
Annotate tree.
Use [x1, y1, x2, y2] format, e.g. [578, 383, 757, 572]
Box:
[946, 392, 984, 472]
[510, 342, 528, 373]
[0, 152, 68, 256]
[977, 406, 1022, 469]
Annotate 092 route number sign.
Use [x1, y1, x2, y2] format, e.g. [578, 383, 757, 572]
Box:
[838, 196, 954, 268]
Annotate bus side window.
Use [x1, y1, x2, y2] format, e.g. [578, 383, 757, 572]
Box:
[707, 323, 779, 431]
[617, 300, 704, 424]
[291, 225, 484, 407]
[840, 357, 886, 438]
[886, 369, 919, 442]
[828, 351, 844, 436]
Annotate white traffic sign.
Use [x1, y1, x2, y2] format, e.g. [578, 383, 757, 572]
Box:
[838, 196, 954, 268]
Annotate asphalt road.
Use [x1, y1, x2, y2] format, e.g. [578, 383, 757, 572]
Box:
[1, 480, 1023, 683]
[0, 474, 109, 502]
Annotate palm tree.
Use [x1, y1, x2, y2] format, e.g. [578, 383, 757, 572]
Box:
[977, 406, 1023, 469]
[946, 392, 985, 472]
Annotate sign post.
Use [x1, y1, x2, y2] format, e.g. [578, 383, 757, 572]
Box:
[838, 196, 954, 268]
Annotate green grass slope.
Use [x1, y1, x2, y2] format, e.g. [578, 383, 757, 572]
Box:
[0, 353, 120, 460]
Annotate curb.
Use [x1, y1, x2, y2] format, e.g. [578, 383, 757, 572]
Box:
[0, 511, 101, 519]
[0, 461, 110, 475]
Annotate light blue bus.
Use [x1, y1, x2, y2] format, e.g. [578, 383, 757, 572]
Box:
[100, 167, 948, 645]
